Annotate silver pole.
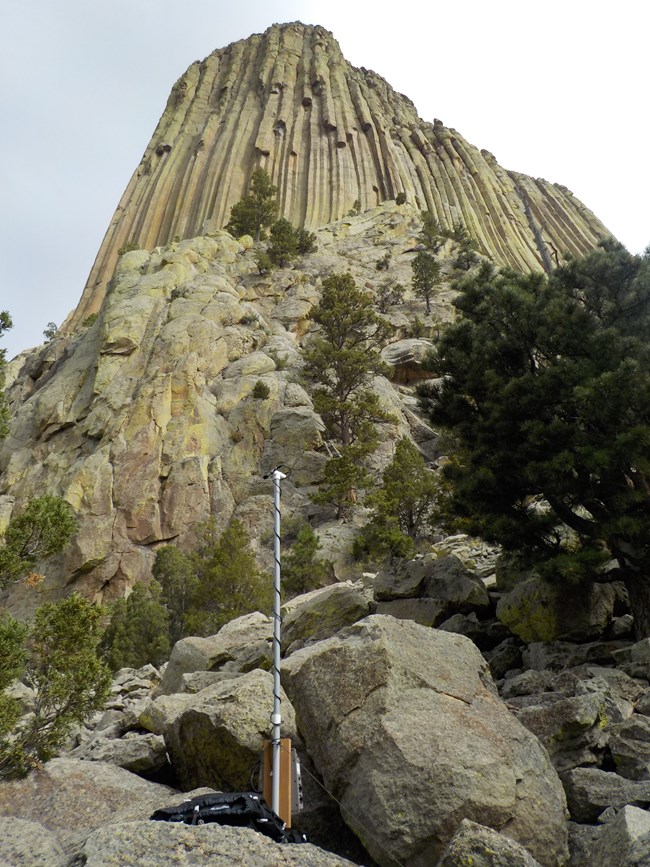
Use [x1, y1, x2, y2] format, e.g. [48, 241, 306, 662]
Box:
[271, 468, 286, 818]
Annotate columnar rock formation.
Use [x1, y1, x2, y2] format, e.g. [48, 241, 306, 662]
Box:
[69, 21, 610, 330]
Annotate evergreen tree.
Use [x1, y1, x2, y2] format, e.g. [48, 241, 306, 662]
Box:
[100, 581, 171, 670]
[418, 211, 444, 253]
[282, 522, 332, 598]
[0, 495, 77, 589]
[354, 438, 441, 561]
[304, 272, 394, 518]
[412, 251, 442, 314]
[0, 311, 12, 439]
[189, 519, 272, 634]
[267, 218, 298, 267]
[153, 546, 198, 644]
[418, 240, 650, 637]
[226, 168, 278, 241]
[0, 594, 111, 779]
[304, 272, 392, 448]
[295, 228, 318, 255]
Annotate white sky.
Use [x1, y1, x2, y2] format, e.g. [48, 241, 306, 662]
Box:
[1, 0, 648, 360]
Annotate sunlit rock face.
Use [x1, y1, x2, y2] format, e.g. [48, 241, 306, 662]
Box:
[68, 21, 610, 329]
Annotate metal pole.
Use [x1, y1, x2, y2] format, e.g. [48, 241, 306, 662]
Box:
[271, 468, 286, 818]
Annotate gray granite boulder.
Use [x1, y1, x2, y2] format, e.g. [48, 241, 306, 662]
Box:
[76, 820, 360, 866]
[163, 668, 297, 791]
[282, 615, 568, 867]
[436, 819, 543, 866]
[496, 577, 616, 643]
[156, 612, 272, 695]
[0, 817, 67, 867]
[0, 758, 177, 856]
[561, 767, 650, 822]
[282, 582, 370, 654]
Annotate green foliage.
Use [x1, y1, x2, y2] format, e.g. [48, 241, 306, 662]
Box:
[376, 281, 404, 314]
[117, 241, 140, 255]
[226, 168, 278, 241]
[254, 249, 274, 274]
[304, 272, 395, 517]
[282, 522, 332, 597]
[418, 240, 650, 635]
[412, 251, 442, 314]
[376, 253, 391, 271]
[42, 322, 58, 343]
[448, 220, 470, 243]
[453, 239, 479, 272]
[252, 380, 271, 399]
[354, 439, 441, 562]
[189, 519, 272, 635]
[82, 313, 99, 328]
[311, 443, 373, 520]
[100, 581, 171, 671]
[347, 199, 362, 217]
[418, 211, 445, 253]
[154, 520, 272, 639]
[153, 545, 199, 644]
[295, 228, 318, 255]
[0, 311, 12, 439]
[268, 218, 298, 267]
[0, 495, 77, 589]
[304, 272, 393, 448]
[0, 594, 111, 780]
[395, 192, 407, 206]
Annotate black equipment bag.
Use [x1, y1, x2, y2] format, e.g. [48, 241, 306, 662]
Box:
[150, 791, 307, 844]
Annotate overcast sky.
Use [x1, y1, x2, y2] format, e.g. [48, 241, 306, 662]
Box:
[2, 0, 648, 360]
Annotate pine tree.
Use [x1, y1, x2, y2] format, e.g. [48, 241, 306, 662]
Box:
[418, 240, 650, 637]
[354, 438, 441, 561]
[418, 211, 444, 253]
[0, 594, 111, 779]
[0, 311, 12, 439]
[267, 218, 298, 267]
[412, 251, 442, 314]
[153, 546, 198, 644]
[101, 581, 171, 670]
[0, 495, 77, 589]
[226, 168, 278, 241]
[282, 522, 332, 598]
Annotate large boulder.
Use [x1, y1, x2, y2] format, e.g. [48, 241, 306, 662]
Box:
[69, 731, 168, 776]
[0, 817, 67, 867]
[561, 767, 650, 822]
[157, 612, 272, 695]
[282, 615, 569, 867]
[76, 820, 360, 866]
[590, 805, 650, 867]
[163, 668, 297, 791]
[496, 577, 616, 642]
[282, 582, 370, 653]
[437, 819, 543, 866]
[0, 758, 177, 855]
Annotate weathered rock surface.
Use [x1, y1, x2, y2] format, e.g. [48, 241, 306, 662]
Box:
[157, 612, 273, 695]
[436, 819, 542, 866]
[0, 816, 67, 867]
[76, 820, 360, 866]
[496, 577, 616, 642]
[0, 758, 178, 855]
[282, 615, 569, 867]
[69, 22, 610, 329]
[69, 731, 168, 776]
[282, 581, 370, 653]
[163, 669, 297, 791]
[561, 767, 650, 822]
[590, 805, 650, 867]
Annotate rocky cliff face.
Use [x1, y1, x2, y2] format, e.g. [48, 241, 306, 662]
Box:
[68, 21, 609, 330]
[1, 204, 439, 615]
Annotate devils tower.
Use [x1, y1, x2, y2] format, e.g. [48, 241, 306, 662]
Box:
[69, 21, 609, 331]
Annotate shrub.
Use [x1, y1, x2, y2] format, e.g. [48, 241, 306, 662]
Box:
[252, 380, 271, 399]
[395, 192, 407, 205]
[100, 581, 171, 671]
[0, 595, 111, 779]
[117, 241, 140, 256]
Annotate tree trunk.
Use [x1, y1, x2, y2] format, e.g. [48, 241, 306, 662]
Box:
[622, 569, 650, 640]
